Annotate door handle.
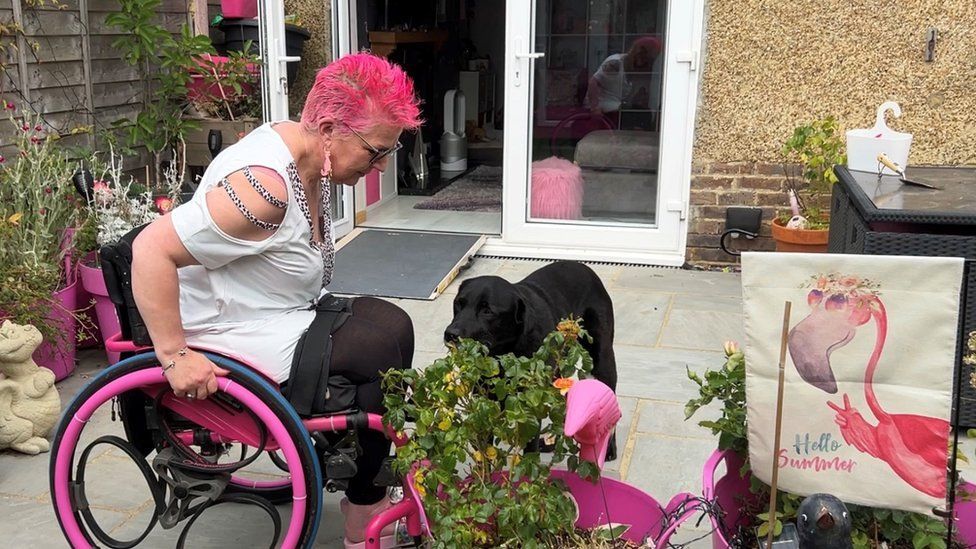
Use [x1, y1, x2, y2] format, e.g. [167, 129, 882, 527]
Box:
[513, 38, 544, 87]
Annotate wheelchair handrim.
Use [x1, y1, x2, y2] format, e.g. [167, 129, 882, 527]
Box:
[49, 354, 322, 548]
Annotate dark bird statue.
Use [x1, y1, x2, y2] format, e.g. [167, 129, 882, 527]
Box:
[796, 493, 853, 549]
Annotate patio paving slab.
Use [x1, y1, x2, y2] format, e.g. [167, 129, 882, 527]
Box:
[7, 258, 967, 549]
[658, 309, 744, 352]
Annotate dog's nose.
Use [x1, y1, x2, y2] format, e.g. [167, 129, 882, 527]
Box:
[444, 327, 461, 343]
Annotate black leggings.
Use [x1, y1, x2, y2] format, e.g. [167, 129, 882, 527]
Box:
[327, 296, 414, 504]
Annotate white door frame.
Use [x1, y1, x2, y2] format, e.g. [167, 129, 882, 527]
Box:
[258, 0, 356, 239]
[480, 0, 704, 266]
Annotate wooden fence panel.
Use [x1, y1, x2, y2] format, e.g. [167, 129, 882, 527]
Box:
[0, 0, 192, 161]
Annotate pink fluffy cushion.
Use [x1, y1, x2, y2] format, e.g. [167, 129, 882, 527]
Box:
[530, 156, 584, 220]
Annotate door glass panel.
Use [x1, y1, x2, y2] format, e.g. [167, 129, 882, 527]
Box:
[530, 0, 666, 226]
[331, 181, 344, 220]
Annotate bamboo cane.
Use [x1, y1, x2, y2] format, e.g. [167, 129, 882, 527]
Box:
[766, 301, 792, 549]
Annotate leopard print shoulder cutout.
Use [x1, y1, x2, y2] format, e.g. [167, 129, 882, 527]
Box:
[286, 162, 335, 287]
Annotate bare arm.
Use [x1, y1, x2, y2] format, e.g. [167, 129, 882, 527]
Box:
[132, 168, 287, 399]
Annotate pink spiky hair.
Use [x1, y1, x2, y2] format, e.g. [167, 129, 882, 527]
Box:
[300, 52, 423, 136]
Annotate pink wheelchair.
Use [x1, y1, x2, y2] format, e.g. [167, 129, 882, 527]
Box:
[48, 235, 706, 548]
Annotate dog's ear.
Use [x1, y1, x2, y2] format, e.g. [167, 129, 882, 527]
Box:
[514, 296, 526, 326]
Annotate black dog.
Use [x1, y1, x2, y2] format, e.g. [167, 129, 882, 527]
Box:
[444, 260, 617, 461]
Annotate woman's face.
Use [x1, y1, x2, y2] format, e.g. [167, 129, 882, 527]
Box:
[328, 123, 403, 185]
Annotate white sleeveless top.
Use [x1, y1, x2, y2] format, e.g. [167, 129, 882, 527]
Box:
[169, 123, 335, 382]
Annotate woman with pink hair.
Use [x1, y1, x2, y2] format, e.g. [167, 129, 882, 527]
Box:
[131, 53, 422, 547]
[585, 35, 663, 115]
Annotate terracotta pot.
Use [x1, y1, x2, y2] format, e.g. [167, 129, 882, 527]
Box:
[770, 218, 829, 253]
[79, 259, 122, 365]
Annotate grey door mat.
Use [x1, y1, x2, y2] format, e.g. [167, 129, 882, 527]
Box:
[326, 229, 486, 300]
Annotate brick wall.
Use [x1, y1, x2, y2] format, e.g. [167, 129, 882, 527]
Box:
[686, 161, 789, 266]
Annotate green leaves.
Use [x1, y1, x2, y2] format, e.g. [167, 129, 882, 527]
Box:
[381, 318, 596, 547]
[780, 115, 847, 219]
[106, 2, 216, 187]
[685, 349, 748, 457]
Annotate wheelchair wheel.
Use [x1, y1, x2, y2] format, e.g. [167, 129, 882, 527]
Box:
[49, 352, 323, 548]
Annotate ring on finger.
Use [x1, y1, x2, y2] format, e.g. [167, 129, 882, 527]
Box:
[185, 392, 195, 399]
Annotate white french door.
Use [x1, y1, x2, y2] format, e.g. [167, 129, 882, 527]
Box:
[487, 0, 703, 265]
[257, 0, 355, 239]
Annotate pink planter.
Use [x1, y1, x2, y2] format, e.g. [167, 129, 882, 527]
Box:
[73, 253, 101, 349]
[79, 261, 121, 365]
[702, 449, 760, 549]
[33, 279, 79, 381]
[187, 54, 259, 103]
[221, 0, 257, 19]
[703, 450, 976, 547]
[956, 481, 976, 545]
[407, 467, 699, 546]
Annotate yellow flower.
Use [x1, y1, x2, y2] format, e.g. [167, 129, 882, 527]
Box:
[7, 212, 22, 225]
[507, 454, 521, 467]
[556, 319, 581, 340]
[443, 370, 456, 383]
[454, 382, 468, 397]
[553, 377, 574, 396]
[414, 477, 426, 498]
[485, 446, 498, 461]
[473, 450, 483, 462]
[438, 417, 452, 431]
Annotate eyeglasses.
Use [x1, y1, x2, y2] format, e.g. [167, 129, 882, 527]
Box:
[345, 124, 402, 166]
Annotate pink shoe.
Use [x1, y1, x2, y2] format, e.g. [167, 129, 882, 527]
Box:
[340, 497, 408, 548]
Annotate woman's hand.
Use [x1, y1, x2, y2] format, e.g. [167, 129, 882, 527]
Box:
[160, 348, 229, 400]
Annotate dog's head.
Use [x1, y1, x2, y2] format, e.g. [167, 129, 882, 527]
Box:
[444, 276, 525, 355]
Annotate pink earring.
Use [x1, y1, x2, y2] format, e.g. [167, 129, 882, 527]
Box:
[320, 150, 332, 179]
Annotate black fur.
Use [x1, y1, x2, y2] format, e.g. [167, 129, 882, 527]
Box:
[445, 261, 618, 460]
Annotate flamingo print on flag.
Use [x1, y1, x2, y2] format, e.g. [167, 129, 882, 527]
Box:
[742, 253, 964, 515]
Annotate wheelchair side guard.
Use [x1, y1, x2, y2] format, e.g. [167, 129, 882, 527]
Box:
[118, 389, 156, 456]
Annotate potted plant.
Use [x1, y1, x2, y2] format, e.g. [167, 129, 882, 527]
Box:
[106, 0, 214, 189]
[183, 46, 263, 167]
[0, 106, 89, 381]
[73, 147, 172, 364]
[686, 341, 975, 549]
[383, 320, 655, 547]
[771, 116, 847, 253]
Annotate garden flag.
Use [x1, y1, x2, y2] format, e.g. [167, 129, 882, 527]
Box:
[741, 252, 964, 515]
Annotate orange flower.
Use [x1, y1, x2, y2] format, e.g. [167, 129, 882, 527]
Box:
[553, 377, 574, 396]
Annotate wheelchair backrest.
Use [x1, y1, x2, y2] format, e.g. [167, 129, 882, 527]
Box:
[99, 223, 152, 345]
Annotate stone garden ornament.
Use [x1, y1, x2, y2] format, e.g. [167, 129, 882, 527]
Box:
[0, 320, 62, 454]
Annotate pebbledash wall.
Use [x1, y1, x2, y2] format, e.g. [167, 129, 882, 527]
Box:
[687, 1, 976, 266]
